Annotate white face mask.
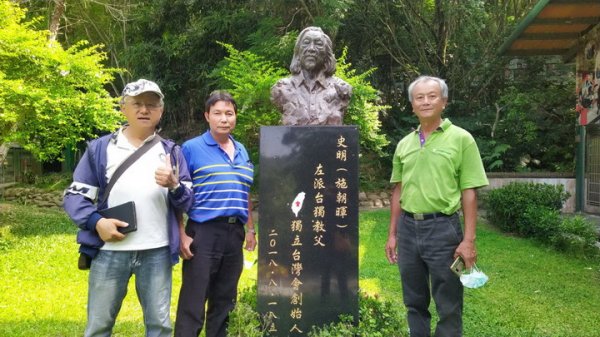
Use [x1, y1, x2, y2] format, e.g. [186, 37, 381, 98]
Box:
[460, 266, 489, 289]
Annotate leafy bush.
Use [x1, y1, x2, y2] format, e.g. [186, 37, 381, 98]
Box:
[238, 285, 258, 309]
[211, 42, 288, 165]
[355, 293, 406, 337]
[227, 289, 406, 337]
[334, 47, 390, 156]
[227, 302, 265, 337]
[485, 182, 598, 258]
[478, 139, 510, 172]
[519, 206, 561, 240]
[308, 293, 406, 337]
[552, 215, 599, 257]
[0, 1, 123, 162]
[308, 315, 356, 337]
[227, 286, 267, 337]
[484, 182, 569, 232]
[491, 79, 576, 172]
[359, 152, 391, 192]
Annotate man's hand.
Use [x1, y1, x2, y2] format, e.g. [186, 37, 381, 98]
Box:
[96, 218, 127, 242]
[385, 235, 398, 264]
[179, 230, 194, 260]
[155, 154, 178, 189]
[455, 240, 477, 269]
[245, 232, 257, 251]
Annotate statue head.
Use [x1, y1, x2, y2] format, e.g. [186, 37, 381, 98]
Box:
[290, 26, 336, 77]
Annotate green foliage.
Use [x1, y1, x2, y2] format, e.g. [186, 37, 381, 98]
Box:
[213, 43, 390, 165]
[245, 17, 296, 67]
[356, 293, 406, 337]
[113, 1, 274, 139]
[307, 292, 406, 337]
[227, 303, 265, 337]
[24, 0, 576, 176]
[9, 171, 71, 191]
[226, 288, 406, 337]
[485, 182, 570, 233]
[31, 172, 71, 191]
[211, 42, 288, 163]
[22, 1, 577, 176]
[359, 152, 391, 192]
[237, 284, 258, 309]
[485, 182, 597, 257]
[487, 60, 576, 172]
[0, 1, 122, 162]
[519, 207, 598, 257]
[335, 47, 390, 155]
[552, 215, 599, 257]
[520, 205, 562, 239]
[227, 286, 268, 337]
[478, 139, 510, 172]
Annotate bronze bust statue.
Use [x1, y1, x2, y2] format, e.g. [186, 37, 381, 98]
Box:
[271, 26, 352, 126]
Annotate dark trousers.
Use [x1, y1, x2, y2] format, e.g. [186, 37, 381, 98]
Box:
[397, 212, 464, 337]
[174, 219, 245, 337]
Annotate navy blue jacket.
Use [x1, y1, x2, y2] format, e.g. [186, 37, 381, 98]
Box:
[63, 132, 193, 264]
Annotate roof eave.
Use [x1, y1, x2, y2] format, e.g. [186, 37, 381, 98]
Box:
[497, 0, 552, 56]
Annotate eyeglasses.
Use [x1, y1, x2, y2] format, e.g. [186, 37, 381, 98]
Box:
[127, 102, 163, 111]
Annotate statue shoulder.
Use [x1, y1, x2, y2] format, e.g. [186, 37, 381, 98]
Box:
[273, 77, 294, 88]
[271, 76, 295, 106]
[332, 76, 352, 97]
[331, 76, 350, 87]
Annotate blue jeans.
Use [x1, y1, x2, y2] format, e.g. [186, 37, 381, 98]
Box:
[397, 213, 464, 337]
[84, 247, 172, 337]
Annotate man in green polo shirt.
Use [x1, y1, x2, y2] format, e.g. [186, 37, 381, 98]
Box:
[385, 75, 488, 337]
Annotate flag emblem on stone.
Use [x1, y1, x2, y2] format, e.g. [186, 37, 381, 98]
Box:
[291, 192, 306, 217]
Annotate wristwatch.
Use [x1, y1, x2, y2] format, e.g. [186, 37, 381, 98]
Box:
[247, 228, 256, 235]
[169, 183, 181, 194]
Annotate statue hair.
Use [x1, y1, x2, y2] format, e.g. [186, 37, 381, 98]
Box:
[289, 26, 336, 77]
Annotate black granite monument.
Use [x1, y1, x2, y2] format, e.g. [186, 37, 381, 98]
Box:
[258, 125, 359, 336]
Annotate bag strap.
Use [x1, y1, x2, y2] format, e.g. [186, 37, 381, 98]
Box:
[99, 135, 163, 205]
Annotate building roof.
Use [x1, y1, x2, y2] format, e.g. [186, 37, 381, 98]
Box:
[498, 0, 600, 61]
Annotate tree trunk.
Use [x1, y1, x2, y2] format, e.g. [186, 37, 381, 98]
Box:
[0, 142, 10, 167]
[491, 103, 503, 138]
[49, 0, 66, 42]
[434, 0, 451, 78]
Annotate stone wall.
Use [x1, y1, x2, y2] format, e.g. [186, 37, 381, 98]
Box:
[359, 191, 390, 209]
[1, 187, 63, 210]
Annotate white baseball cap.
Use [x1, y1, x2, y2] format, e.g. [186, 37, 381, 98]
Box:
[121, 79, 164, 99]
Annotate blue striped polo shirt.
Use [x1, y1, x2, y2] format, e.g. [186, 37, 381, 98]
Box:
[182, 130, 254, 224]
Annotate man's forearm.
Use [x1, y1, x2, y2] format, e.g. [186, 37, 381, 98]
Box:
[388, 183, 402, 237]
[461, 188, 478, 242]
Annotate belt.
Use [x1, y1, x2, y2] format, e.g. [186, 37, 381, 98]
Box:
[211, 216, 240, 224]
[403, 210, 453, 221]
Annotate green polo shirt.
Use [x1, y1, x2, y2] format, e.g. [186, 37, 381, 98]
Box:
[390, 118, 488, 214]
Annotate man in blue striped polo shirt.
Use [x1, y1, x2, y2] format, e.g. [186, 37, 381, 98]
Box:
[175, 91, 256, 337]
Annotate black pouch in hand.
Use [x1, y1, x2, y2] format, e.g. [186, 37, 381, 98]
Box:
[78, 253, 92, 270]
[98, 201, 137, 234]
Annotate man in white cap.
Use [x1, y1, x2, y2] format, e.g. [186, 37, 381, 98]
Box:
[64, 79, 193, 337]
